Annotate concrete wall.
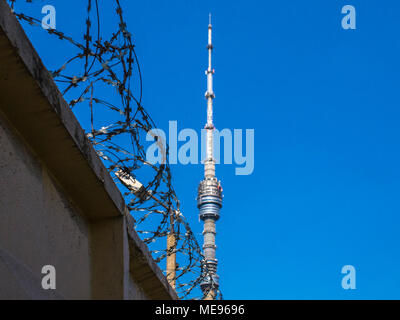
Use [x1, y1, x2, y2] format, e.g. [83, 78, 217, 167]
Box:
[0, 0, 177, 300]
[0, 112, 91, 299]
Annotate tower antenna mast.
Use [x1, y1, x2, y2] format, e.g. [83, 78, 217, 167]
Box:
[197, 14, 223, 300]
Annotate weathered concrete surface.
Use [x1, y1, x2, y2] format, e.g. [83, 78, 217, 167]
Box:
[126, 214, 178, 300]
[0, 0, 177, 300]
[0, 0, 125, 221]
[0, 113, 90, 299]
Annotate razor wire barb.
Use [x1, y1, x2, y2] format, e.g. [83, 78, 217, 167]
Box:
[7, 0, 222, 300]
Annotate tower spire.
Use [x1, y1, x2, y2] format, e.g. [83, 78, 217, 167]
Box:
[197, 14, 222, 300]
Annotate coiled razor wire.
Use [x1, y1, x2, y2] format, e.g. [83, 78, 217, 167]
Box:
[7, 0, 222, 300]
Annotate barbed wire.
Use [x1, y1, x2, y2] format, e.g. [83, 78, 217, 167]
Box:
[6, 0, 222, 300]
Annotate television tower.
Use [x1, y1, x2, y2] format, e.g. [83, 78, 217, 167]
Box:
[197, 14, 223, 300]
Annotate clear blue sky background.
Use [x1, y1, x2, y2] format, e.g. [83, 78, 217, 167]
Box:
[13, 0, 400, 299]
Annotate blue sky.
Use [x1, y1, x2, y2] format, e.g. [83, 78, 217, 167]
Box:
[13, 0, 400, 299]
